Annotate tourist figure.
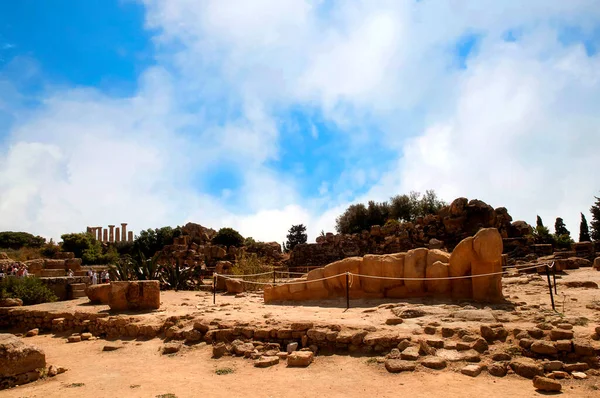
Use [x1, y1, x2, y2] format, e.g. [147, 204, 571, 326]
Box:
[92, 271, 98, 285]
[67, 269, 74, 277]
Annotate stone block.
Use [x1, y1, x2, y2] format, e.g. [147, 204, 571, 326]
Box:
[108, 281, 160, 311]
[0, 334, 46, 378]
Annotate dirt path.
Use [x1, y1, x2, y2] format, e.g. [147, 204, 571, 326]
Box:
[4, 334, 599, 398]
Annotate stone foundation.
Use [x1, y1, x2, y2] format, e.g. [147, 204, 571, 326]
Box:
[266, 228, 504, 303]
[108, 281, 160, 311]
[40, 276, 90, 301]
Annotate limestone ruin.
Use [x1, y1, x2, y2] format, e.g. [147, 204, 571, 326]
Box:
[265, 228, 505, 303]
[86, 223, 133, 243]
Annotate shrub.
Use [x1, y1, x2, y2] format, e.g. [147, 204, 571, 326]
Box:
[132, 226, 182, 259]
[212, 227, 244, 247]
[0, 277, 58, 305]
[41, 239, 61, 258]
[0, 231, 46, 250]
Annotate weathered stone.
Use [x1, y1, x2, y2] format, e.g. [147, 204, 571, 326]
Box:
[0, 334, 46, 378]
[421, 357, 446, 370]
[397, 308, 426, 319]
[488, 363, 507, 377]
[543, 361, 564, 371]
[491, 353, 512, 361]
[384, 359, 416, 373]
[80, 332, 92, 341]
[400, 346, 420, 361]
[25, 329, 39, 337]
[563, 362, 589, 372]
[0, 298, 23, 307]
[530, 341, 558, 355]
[461, 364, 482, 377]
[254, 356, 279, 368]
[509, 358, 543, 379]
[533, 376, 562, 392]
[102, 344, 122, 352]
[67, 335, 81, 343]
[550, 329, 573, 341]
[573, 340, 595, 356]
[287, 351, 314, 367]
[162, 343, 181, 355]
[225, 279, 244, 294]
[108, 281, 160, 311]
[385, 318, 404, 325]
[471, 338, 489, 354]
[572, 371, 587, 380]
[212, 342, 227, 358]
[548, 371, 569, 379]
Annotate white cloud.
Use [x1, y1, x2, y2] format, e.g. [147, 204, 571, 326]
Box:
[1, 0, 599, 245]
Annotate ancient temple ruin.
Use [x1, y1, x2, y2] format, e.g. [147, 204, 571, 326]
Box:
[86, 223, 133, 243]
[265, 228, 505, 303]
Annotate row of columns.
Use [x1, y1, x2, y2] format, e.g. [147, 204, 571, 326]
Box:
[86, 223, 133, 243]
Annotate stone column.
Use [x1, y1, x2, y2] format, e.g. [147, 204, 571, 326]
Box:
[109, 225, 115, 242]
[128, 231, 133, 242]
[103, 228, 108, 243]
[115, 227, 120, 242]
[97, 227, 102, 241]
[86, 226, 92, 235]
[121, 223, 127, 242]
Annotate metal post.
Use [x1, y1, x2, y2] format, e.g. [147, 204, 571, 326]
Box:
[213, 274, 216, 305]
[552, 262, 557, 294]
[545, 265, 555, 311]
[345, 272, 350, 310]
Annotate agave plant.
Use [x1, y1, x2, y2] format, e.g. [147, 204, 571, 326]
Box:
[108, 251, 162, 281]
[159, 257, 196, 291]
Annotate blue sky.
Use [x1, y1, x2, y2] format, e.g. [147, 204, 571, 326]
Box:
[1, 1, 600, 243]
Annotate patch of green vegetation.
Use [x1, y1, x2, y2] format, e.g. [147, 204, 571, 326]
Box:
[365, 357, 378, 365]
[130, 384, 141, 389]
[65, 383, 85, 388]
[215, 367, 234, 375]
[156, 394, 177, 398]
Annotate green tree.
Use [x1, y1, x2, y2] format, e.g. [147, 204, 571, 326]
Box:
[590, 196, 600, 241]
[554, 217, 569, 236]
[0, 231, 46, 249]
[533, 215, 553, 244]
[60, 233, 95, 258]
[553, 217, 572, 249]
[285, 224, 307, 252]
[335, 203, 369, 234]
[579, 213, 591, 242]
[212, 227, 244, 247]
[132, 226, 182, 259]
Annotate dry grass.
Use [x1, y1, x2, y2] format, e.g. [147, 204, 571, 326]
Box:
[0, 247, 44, 261]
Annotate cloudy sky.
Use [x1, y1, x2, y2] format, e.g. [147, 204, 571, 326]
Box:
[1, 0, 599, 243]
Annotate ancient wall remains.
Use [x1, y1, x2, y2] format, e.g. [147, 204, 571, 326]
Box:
[265, 228, 504, 303]
[288, 198, 533, 269]
[86, 223, 133, 243]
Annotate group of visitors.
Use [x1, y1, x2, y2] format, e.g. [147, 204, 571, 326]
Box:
[0, 262, 29, 280]
[86, 269, 110, 284]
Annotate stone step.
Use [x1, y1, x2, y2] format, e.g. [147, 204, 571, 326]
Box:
[70, 290, 87, 298]
[74, 271, 88, 277]
[41, 269, 67, 277]
[70, 283, 87, 289]
[44, 263, 67, 270]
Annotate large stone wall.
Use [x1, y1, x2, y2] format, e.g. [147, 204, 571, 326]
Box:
[266, 228, 504, 303]
[289, 198, 531, 269]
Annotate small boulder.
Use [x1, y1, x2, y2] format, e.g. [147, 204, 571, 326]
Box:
[385, 318, 404, 325]
[25, 328, 39, 337]
[532, 376, 561, 392]
[67, 335, 81, 343]
[421, 357, 446, 370]
[461, 364, 482, 377]
[80, 333, 92, 341]
[102, 344, 122, 352]
[400, 346, 420, 361]
[530, 341, 558, 355]
[509, 358, 543, 379]
[488, 363, 507, 377]
[550, 329, 573, 341]
[0, 298, 23, 307]
[287, 351, 314, 367]
[225, 279, 244, 294]
[572, 371, 587, 380]
[162, 343, 181, 355]
[286, 342, 298, 353]
[212, 342, 227, 358]
[384, 359, 416, 373]
[254, 356, 279, 368]
[85, 283, 111, 304]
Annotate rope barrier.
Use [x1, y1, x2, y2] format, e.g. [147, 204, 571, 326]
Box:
[215, 262, 548, 286]
[225, 271, 274, 278]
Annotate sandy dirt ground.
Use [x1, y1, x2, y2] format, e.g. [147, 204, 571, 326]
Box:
[2, 268, 600, 397]
[4, 334, 600, 398]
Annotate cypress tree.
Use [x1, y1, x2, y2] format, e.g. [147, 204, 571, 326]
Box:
[579, 213, 591, 242]
[590, 196, 600, 241]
